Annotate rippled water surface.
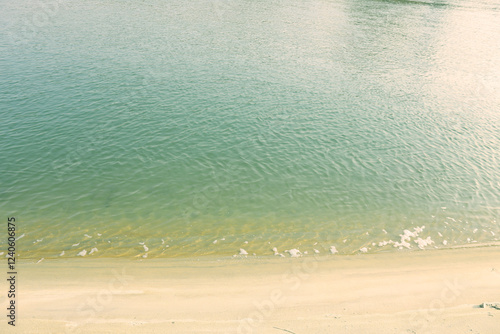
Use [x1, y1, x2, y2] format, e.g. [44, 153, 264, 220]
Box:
[1, 0, 499, 259]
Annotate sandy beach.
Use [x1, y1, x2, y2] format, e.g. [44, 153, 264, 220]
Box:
[3, 1, 499, 333]
[2, 245, 499, 333]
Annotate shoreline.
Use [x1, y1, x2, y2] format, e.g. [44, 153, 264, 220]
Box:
[14, 239, 500, 261]
[3, 245, 500, 333]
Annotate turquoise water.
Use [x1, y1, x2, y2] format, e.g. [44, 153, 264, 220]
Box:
[1, 0, 499, 259]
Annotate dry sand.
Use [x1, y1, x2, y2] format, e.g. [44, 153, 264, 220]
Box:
[2, 246, 500, 333]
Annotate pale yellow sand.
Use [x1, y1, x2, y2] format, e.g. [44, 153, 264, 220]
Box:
[2, 246, 500, 333]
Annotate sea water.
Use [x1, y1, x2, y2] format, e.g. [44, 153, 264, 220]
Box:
[1, 0, 499, 259]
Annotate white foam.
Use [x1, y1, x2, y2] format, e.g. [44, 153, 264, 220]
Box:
[359, 247, 368, 253]
[272, 247, 278, 255]
[392, 226, 428, 250]
[330, 246, 338, 254]
[491, 231, 496, 236]
[59, 251, 65, 256]
[314, 249, 320, 254]
[36, 258, 44, 264]
[161, 239, 165, 244]
[244, 241, 248, 244]
[97, 233, 102, 237]
[382, 229, 388, 234]
[378, 240, 394, 247]
[0, 252, 3, 256]
[213, 240, 218, 244]
[414, 237, 434, 249]
[303, 251, 308, 255]
[142, 253, 148, 258]
[393, 240, 411, 249]
[401, 229, 416, 241]
[89, 247, 98, 255]
[16, 234, 25, 240]
[473, 229, 478, 233]
[84, 234, 92, 238]
[343, 239, 347, 243]
[438, 232, 443, 237]
[221, 238, 225, 241]
[77, 249, 87, 257]
[72, 243, 80, 247]
[414, 226, 425, 233]
[143, 245, 149, 252]
[239, 248, 248, 255]
[287, 249, 302, 257]
[443, 240, 448, 245]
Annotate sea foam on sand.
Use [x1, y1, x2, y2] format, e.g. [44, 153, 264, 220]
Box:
[286, 249, 302, 257]
[77, 249, 87, 257]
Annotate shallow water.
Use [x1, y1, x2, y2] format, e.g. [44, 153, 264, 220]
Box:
[1, 0, 499, 259]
